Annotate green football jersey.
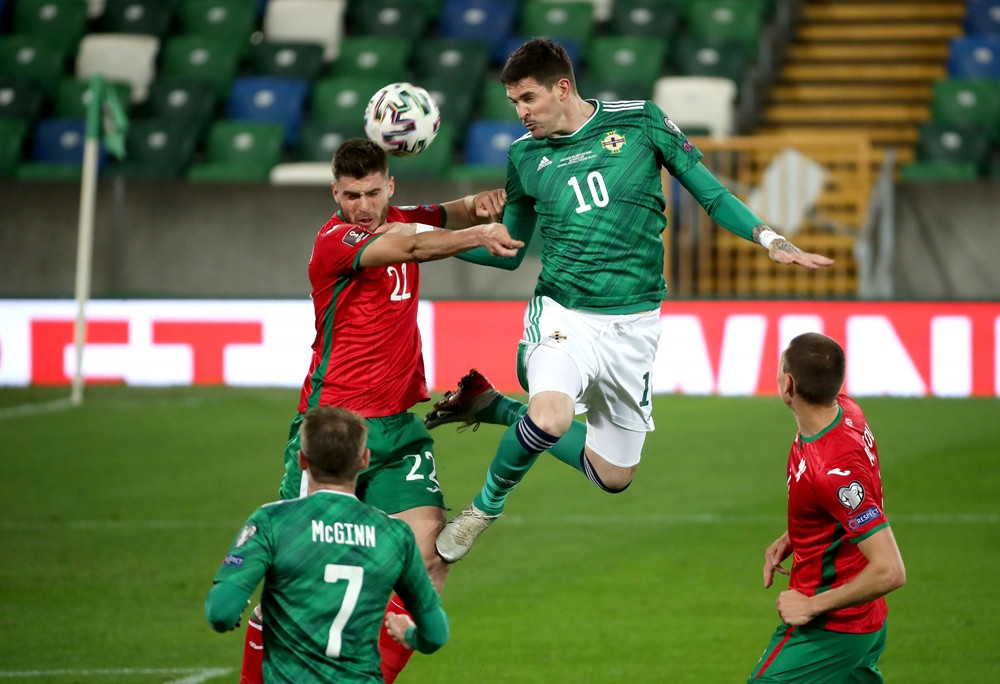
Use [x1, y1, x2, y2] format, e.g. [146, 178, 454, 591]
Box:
[213, 490, 440, 683]
[505, 99, 703, 313]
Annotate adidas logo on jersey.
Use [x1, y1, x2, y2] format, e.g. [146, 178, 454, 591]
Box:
[537, 156, 552, 171]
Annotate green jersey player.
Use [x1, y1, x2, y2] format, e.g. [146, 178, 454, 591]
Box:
[431, 38, 835, 563]
[206, 406, 448, 682]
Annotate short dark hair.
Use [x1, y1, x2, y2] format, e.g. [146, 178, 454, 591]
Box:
[332, 138, 389, 180]
[782, 333, 846, 405]
[500, 37, 576, 90]
[300, 406, 369, 483]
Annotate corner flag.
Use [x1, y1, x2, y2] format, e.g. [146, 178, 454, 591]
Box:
[71, 74, 130, 405]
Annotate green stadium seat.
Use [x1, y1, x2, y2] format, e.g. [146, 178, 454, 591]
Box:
[15, 161, 83, 179]
[327, 36, 411, 81]
[53, 78, 133, 119]
[250, 41, 326, 81]
[577, 77, 651, 102]
[176, 0, 257, 52]
[899, 160, 980, 182]
[309, 75, 384, 124]
[411, 38, 489, 84]
[421, 76, 478, 136]
[930, 79, 1000, 143]
[519, 1, 595, 45]
[916, 122, 992, 171]
[295, 119, 365, 162]
[585, 37, 668, 89]
[99, 0, 176, 38]
[606, 0, 681, 38]
[110, 117, 201, 178]
[388, 122, 455, 179]
[683, 0, 763, 55]
[142, 77, 219, 137]
[478, 80, 519, 121]
[347, 0, 432, 39]
[187, 120, 285, 181]
[0, 35, 67, 94]
[671, 37, 748, 83]
[0, 77, 46, 124]
[13, 0, 89, 55]
[160, 35, 243, 97]
[0, 119, 29, 175]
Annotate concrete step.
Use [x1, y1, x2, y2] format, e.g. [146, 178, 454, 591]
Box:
[770, 83, 933, 102]
[763, 103, 930, 124]
[801, 3, 968, 21]
[787, 43, 949, 62]
[781, 63, 946, 81]
[797, 22, 963, 41]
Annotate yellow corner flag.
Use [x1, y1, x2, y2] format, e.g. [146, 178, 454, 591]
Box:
[85, 74, 128, 160]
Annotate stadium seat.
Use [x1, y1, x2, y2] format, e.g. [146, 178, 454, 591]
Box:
[159, 35, 242, 97]
[577, 77, 651, 102]
[671, 37, 748, 84]
[142, 77, 219, 138]
[0, 77, 45, 125]
[110, 117, 200, 177]
[518, 1, 594, 45]
[29, 117, 100, 165]
[605, 0, 681, 38]
[250, 41, 325, 81]
[53, 78, 133, 119]
[946, 36, 1000, 79]
[916, 122, 992, 171]
[295, 119, 364, 161]
[930, 79, 1000, 142]
[328, 36, 411, 81]
[437, 0, 517, 50]
[75, 33, 160, 103]
[0, 118, 29, 175]
[492, 34, 582, 70]
[463, 119, 526, 166]
[309, 75, 384, 124]
[652, 75, 736, 138]
[586, 37, 668, 89]
[347, 0, 432, 39]
[187, 120, 285, 181]
[227, 76, 309, 145]
[389, 122, 456, 179]
[15, 160, 83, 179]
[176, 0, 258, 45]
[964, 0, 1000, 36]
[683, 0, 763, 55]
[478, 80, 519, 121]
[421, 76, 478, 136]
[899, 160, 980, 182]
[411, 38, 490, 84]
[0, 35, 67, 94]
[263, 0, 348, 62]
[99, 0, 175, 38]
[13, 0, 89, 55]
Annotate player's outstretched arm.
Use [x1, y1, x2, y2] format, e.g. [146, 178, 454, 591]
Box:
[359, 224, 523, 267]
[440, 189, 508, 228]
[752, 226, 835, 270]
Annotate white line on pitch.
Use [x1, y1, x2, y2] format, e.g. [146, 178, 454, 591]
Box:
[0, 668, 232, 680]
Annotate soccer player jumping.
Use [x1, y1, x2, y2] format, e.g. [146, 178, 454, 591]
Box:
[428, 38, 834, 563]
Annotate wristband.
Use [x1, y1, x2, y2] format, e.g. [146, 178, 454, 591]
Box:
[758, 229, 784, 249]
[414, 223, 435, 234]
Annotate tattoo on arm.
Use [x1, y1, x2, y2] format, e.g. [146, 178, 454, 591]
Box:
[751, 224, 767, 244]
[774, 240, 803, 256]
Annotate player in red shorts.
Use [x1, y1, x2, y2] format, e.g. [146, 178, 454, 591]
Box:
[748, 332, 906, 683]
[236, 138, 521, 684]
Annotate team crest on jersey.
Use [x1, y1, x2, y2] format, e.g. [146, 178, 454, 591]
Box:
[342, 226, 370, 247]
[235, 523, 258, 548]
[601, 131, 626, 153]
[549, 331, 568, 342]
[662, 117, 684, 137]
[837, 481, 865, 511]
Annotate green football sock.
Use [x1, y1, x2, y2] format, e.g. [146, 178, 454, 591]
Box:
[475, 394, 525, 426]
[474, 424, 541, 515]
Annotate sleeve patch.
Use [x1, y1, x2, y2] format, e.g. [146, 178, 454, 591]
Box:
[223, 554, 244, 567]
[837, 481, 865, 511]
[847, 505, 882, 531]
[235, 523, 258, 548]
[341, 226, 372, 247]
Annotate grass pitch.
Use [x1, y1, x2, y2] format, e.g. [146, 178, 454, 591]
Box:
[0, 387, 997, 683]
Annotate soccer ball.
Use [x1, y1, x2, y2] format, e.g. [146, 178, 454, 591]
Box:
[364, 82, 441, 157]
